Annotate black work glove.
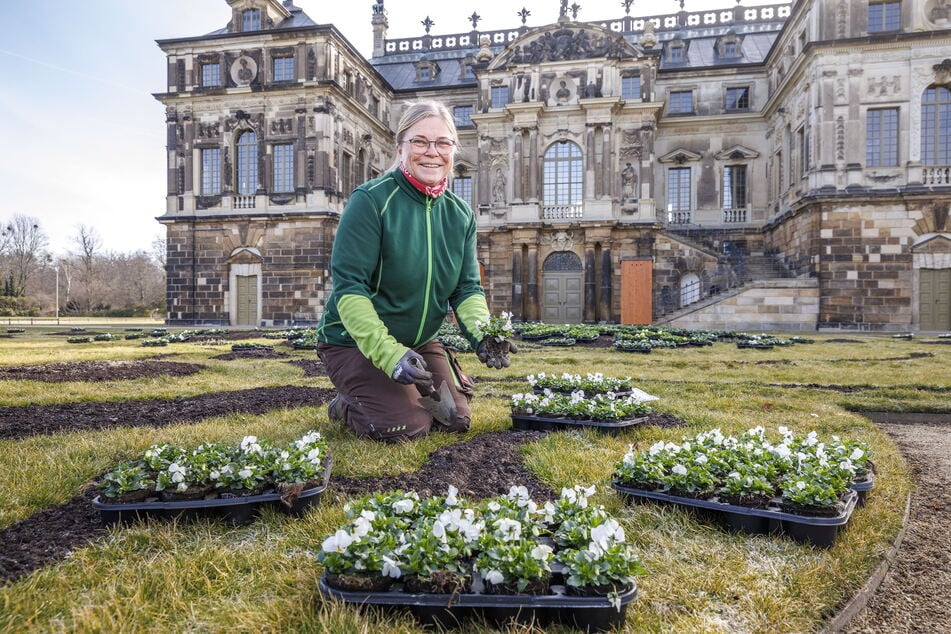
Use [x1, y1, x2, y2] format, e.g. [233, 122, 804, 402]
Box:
[391, 350, 433, 388]
[477, 338, 518, 369]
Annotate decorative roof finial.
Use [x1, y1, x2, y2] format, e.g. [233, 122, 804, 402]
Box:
[678, 0, 685, 10]
[372, 0, 385, 15]
[558, 0, 569, 22]
[622, 0, 634, 15]
[421, 16, 434, 34]
[469, 11, 481, 29]
[518, 7, 531, 25]
[570, 2, 581, 20]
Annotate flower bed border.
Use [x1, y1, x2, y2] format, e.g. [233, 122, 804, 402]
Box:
[318, 575, 636, 632]
[511, 414, 647, 435]
[611, 481, 858, 547]
[92, 458, 332, 526]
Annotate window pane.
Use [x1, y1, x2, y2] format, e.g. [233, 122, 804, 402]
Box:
[273, 57, 294, 82]
[243, 9, 261, 31]
[621, 76, 641, 100]
[723, 165, 747, 208]
[868, 1, 900, 32]
[725, 87, 750, 110]
[543, 142, 583, 206]
[866, 108, 898, 167]
[237, 131, 258, 195]
[669, 90, 693, 114]
[201, 63, 220, 87]
[491, 87, 509, 109]
[454, 105, 473, 127]
[668, 167, 691, 211]
[273, 144, 294, 192]
[921, 87, 951, 165]
[452, 176, 473, 207]
[201, 148, 221, 195]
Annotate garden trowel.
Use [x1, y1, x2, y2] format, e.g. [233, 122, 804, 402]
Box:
[407, 356, 458, 427]
[415, 379, 458, 428]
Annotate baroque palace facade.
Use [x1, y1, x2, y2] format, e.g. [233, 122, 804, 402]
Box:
[155, 0, 951, 331]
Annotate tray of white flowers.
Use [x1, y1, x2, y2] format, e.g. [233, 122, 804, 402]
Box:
[93, 431, 331, 526]
[317, 485, 642, 632]
[510, 388, 656, 435]
[612, 426, 871, 547]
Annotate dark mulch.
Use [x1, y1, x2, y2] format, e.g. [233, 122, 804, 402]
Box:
[0, 386, 335, 440]
[828, 352, 934, 363]
[287, 359, 327, 377]
[186, 330, 268, 342]
[0, 360, 205, 383]
[210, 349, 289, 360]
[0, 486, 103, 584]
[643, 412, 688, 428]
[332, 430, 556, 502]
[824, 338, 867, 344]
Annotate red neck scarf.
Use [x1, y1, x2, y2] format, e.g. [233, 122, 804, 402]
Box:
[400, 163, 447, 198]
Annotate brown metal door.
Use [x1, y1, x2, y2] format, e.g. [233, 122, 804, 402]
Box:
[621, 259, 652, 324]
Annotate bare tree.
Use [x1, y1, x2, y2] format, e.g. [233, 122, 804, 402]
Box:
[151, 233, 167, 268]
[0, 214, 49, 296]
[72, 225, 102, 312]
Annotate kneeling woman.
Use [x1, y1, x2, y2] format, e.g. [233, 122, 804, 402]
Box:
[316, 100, 514, 442]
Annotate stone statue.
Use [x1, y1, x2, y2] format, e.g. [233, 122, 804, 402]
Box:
[621, 162, 637, 199]
[493, 167, 506, 204]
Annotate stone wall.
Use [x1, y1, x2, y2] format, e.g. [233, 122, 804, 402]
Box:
[165, 216, 336, 325]
[666, 279, 819, 332]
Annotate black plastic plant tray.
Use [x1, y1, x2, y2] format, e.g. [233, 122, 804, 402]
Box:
[319, 576, 636, 632]
[93, 458, 332, 527]
[850, 472, 874, 507]
[511, 414, 648, 436]
[612, 482, 858, 547]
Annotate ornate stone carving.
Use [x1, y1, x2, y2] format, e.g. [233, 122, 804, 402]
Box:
[503, 27, 634, 66]
[835, 116, 845, 162]
[230, 55, 257, 86]
[544, 231, 575, 251]
[867, 75, 901, 96]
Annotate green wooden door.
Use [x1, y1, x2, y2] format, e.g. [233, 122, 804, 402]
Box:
[920, 268, 951, 331]
[235, 274, 258, 326]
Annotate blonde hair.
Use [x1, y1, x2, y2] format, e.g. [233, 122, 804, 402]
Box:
[390, 100, 458, 171]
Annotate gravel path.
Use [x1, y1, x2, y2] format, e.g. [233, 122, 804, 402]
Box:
[842, 413, 951, 634]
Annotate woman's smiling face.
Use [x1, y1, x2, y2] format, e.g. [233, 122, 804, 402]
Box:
[398, 115, 454, 187]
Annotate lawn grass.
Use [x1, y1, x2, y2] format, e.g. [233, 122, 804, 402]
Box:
[0, 329, 943, 632]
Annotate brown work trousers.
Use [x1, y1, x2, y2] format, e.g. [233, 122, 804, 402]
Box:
[317, 340, 473, 442]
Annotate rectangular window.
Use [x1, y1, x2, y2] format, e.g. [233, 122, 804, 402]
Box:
[418, 66, 431, 81]
[800, 125, 811, 172]
[491, 86, 509, 109]
[201, 148, 221, 195]
[201, 63, 221, 87]
[668, 90, 693, 114]
[668, 167, 691, 212]
[670, 46, 684, 62]
[453, 105, 473, 127]
[922, 87, 950, 165]
[341, 153, 352, 195]
[621, 76, 641, 100]
[273, 56, 295, 82]
[725, 86, 750, 110]
[866, 108, 899, 167]
[242, 9, 261, 31]
[868, 1, 900, 32]
[273, 144, 294, 192]
[723, 42, 737, 57]
[452, 176, 473, 208]
[723, 165, 747, 209]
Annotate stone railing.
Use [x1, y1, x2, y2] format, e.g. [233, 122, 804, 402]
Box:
[382, 3, 791, 55]
[234, 195, 256, 209]
[542, 204, 583, 220]
[722, 207, 748, 223]
[922, 165, 951, 185]
[666, 210, 692, 225]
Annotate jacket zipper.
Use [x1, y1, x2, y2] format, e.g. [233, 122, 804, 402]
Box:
[414, 197, 434, 345]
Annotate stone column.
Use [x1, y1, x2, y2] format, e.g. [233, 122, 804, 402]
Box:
[513, 127, 524, 203]
[584, 246, 596, 322]
[528, 127, 538, 201]
[602, 124, 612, 199]
[600, 246, 613, 321]
[511, 247, 524, 321]
[526, 245, 539, 321]
[586, 123, 597, 198]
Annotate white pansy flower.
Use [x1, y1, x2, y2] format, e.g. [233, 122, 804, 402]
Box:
[672, 464, 688, 476]
[530, 544, 554, 561]
[484, 570, 504, 585]
[382, 556, 402, 579]
[392, 498, 415, 514]
[850, 447, 865, 461]
[321, 529, 354, 553]
[445, 485, 459, 507]
[238, 467, 253, 479]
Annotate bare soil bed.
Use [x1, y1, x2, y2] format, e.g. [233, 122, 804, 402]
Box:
[0, 385, 335, 440]
[0, 360, 205, 383]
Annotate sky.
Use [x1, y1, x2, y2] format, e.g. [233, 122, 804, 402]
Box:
[0, 0, 779, 257]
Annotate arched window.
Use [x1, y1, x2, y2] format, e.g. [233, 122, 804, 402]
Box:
[542, 141, 583, 219]
[680, 273, 700, 307]
[921, 86, 950, 166]
[237, 131, 258, 195]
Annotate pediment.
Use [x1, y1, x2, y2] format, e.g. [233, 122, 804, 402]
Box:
[911, 233, 951, 253]
[488, 24, 640, 70]
[715, 145, 760, 161]
[658, 148, 702, 164]
[228, 246, 263, 264]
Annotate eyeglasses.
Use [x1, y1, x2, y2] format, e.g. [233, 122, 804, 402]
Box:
[404, 137, 456, 154]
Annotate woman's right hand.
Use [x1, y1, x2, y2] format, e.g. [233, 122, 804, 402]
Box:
[391, 350, 433, 388]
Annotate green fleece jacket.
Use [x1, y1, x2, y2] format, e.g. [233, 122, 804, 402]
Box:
[317, 169, 490, 375]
